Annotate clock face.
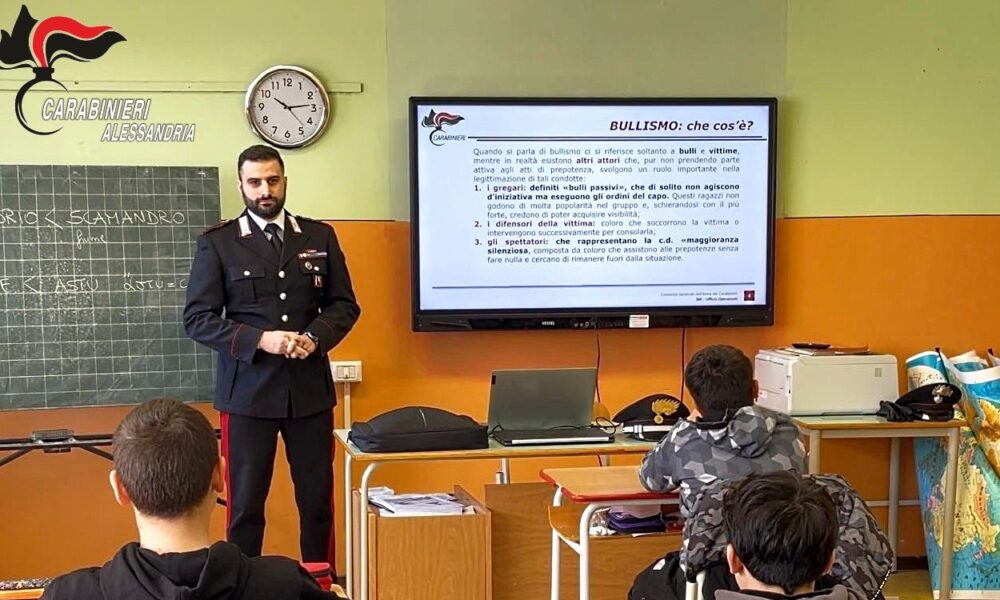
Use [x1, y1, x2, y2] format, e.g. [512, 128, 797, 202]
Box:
[245, 66, 330, 148]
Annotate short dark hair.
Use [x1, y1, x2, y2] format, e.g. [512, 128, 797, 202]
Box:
[723, 471, 838, 594]
[112, 398, 219, 519]
[684, 344, 754, 421]
[238, 144, 285, 175]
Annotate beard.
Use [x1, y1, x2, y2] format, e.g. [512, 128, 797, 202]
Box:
[242, 190, 286, 220]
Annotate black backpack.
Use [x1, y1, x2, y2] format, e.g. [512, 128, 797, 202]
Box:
[629, 552, 735, 600]
[348, 406, 488, 452]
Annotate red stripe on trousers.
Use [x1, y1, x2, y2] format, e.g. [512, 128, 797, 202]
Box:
[220, 411, 232, 531]
[328, 432, 337, 572]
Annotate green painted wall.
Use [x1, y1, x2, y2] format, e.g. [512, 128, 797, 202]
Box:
[0, 0, 388, 220]
[386, 0, 788, 220]
[784, 0, 1000, 216]
[2, 1, 997, 220]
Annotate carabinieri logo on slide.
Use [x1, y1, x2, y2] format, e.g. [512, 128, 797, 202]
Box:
[421, 109, 465, 146]
[0, 4, 125, 135]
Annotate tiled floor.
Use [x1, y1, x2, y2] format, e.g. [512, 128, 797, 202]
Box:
[884, 570, 932, 600]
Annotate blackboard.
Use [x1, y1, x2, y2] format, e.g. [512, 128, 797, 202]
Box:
[0, 165, 219, 410]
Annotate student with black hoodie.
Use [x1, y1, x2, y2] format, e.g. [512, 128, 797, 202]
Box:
[42, 398, 341, 600]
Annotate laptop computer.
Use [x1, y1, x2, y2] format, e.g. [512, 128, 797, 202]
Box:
[487, 367, 614, 446]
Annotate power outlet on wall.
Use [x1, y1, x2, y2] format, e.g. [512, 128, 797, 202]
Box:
[330, 360, 363, 383]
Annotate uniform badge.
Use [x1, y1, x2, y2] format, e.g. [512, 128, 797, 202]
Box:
[314, 275, 323, 288]
[651, 397, 681, 424]
[932, 384, 954, 404]
[237, 215, 253, 238]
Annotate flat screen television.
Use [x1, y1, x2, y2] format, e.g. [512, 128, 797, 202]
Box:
[409, 97, 777, 331]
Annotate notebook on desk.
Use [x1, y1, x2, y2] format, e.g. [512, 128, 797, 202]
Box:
[487, 367, 613, 446]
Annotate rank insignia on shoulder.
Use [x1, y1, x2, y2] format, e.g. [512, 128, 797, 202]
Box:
[203, 219, 231, 233]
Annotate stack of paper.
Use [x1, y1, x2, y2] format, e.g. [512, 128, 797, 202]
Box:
[780, 345, 871, 356]
[367, 486, 395, 497]
[368, 492, 467, 517]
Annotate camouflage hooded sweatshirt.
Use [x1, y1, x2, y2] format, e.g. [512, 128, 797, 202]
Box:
[639, 404, 806, 517]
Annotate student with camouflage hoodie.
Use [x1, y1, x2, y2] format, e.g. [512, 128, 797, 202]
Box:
[639, 344, 806, 516]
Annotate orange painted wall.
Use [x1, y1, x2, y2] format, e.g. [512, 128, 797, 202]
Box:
[1, 215, 995, 579]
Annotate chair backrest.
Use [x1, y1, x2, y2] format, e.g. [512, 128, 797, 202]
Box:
[680, 473, 894, 600]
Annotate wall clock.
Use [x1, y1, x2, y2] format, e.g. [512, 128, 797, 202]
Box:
[245, 65, 330, 148]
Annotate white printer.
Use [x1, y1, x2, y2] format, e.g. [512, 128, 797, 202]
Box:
[755, 349, 899, 416]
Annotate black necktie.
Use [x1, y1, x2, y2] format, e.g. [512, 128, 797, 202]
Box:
[264, 223, 283, 256]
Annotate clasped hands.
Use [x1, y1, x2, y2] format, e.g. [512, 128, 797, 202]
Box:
[258, 330, 317, 359]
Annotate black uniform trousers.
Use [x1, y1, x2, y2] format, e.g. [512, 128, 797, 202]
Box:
[222, 406, 334, 565]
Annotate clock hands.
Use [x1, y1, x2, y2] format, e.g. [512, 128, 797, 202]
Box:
[271, 96, 305, 126]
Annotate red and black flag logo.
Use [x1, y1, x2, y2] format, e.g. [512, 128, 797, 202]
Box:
[0, 5, 125, 135]
[421, 109, 464, 145]
[421, 109, 463, 131]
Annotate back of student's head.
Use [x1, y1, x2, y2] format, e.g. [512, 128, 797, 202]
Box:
[723, 471, 838, 594]
[112, 398, 218, 519]
[684, 344, 754, 421]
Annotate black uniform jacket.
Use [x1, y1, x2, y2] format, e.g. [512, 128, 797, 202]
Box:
[184, 211, 360, 418]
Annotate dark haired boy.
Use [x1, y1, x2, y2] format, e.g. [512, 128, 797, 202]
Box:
[719, 471, 847, 600]
[42, 398, 341, 600]
[639, 344, 805, 516]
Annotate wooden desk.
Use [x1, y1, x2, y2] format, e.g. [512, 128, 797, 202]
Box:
[794, 416, 963, 600]
[540, 465, 677, 600]
[334, 430, 655, 600]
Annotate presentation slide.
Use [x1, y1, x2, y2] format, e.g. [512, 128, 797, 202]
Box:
[414, 102, 772, 312]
